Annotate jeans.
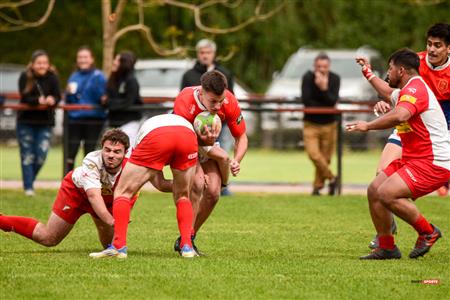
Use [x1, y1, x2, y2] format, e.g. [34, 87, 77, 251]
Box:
[16, 124, 52, 191]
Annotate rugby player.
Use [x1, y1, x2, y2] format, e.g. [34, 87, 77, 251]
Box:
[0, 129, 145, 249]
[348, 49, 450, 259]
[89, 113, 200, 258]
[356, 22, 450, 249]
[172, 70, 248, 255]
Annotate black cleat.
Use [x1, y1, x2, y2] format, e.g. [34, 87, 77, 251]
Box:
[360, 246, 402, 260]
[173, 234, 203, 256]
[328, 177, 338, 196]
[368, 219, 398, 250]
[311, 188, 321, 196]
[409, 224, 442, 259]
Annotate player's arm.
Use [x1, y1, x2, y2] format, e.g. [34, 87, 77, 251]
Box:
[85, 188, 114, 226]
[356, 57, 394, 101]
[149, 171, 173, 193]
[347, 106, 412, 132]
[230, 133, 248, 176]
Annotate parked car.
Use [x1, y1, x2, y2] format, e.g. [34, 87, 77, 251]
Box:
[0, 64, 24, 141]
[135, 59, 256, 135]
[263, 47, 385, 149]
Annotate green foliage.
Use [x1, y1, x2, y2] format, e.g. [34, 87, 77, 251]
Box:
[0, 0, 449, 91]
[0, 190, 448, 299]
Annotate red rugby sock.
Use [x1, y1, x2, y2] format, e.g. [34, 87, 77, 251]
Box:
[176, 197, 194, 248]
[412, 214, 433, 235]
[112, 197, 132, 249]
[378, 235, 395, 250]
[0, 215, 39, 239]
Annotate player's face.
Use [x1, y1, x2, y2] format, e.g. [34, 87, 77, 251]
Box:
[197, 47, 215, 67]
[101, 140, 126, 172]
[387, 61, 401, 88]
[314, 58, 330, 75]
[426, 37, 450, 66]
[201, 89, 226, 113]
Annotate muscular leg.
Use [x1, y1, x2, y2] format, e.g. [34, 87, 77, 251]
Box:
[376, 142, 402, 174]
[193, 160, 221, 232]
[190, 161, 205, 220]
[377, 173, 418, 224]
[31, 213, 74, 247]
[92, 216, 114, 249]
[367, 172, 393, 236]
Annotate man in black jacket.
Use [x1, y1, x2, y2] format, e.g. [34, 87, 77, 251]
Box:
[301, 53, 340, 196]
[181, 39, 235, 196]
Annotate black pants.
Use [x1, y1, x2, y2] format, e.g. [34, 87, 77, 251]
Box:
[65, 118, 105, 172]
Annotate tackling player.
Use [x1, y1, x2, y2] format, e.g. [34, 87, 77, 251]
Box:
[172, 70, 248, 255]
[89, 114, 200, 258]
[356, 22, 450, 249]
[348, 49, 450, 260]
[0, 129, 142, 249]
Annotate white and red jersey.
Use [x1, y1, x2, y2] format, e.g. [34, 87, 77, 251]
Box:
[173, 86, 246, 137]
[135, 113, 194, 146]
[418, 51, 450, 102]
[395, 76, 450, 170]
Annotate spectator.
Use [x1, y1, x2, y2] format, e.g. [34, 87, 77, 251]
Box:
[17, 50, 61, 196]
[181, 39, 235, 196]
[301, 53, 340, 196]
[102, 51, 142, 153]
[65, 46, 106, 172]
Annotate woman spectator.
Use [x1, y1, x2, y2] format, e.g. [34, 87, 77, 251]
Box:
[102, 51, 142, 151]
[65, 46, 106, 172]
[17, 50, 61, 196]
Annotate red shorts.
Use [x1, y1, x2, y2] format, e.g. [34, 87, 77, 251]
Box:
[52, 172, 137, 224]
[383, 159, 450, 199]
[130, 126, 198, 171]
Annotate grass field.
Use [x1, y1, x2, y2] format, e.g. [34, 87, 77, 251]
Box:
[0, 146, 380, 184]
[0, 190, 448, 299]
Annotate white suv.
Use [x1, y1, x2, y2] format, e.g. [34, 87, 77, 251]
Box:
[263, 47, 385, 148]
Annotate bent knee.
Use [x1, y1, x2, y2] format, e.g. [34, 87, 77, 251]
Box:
[39, 236, 62, 247]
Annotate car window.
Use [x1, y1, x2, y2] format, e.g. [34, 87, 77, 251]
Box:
[282, 57, 367, 79]
[0, 69, 21, 92]
[135, 68, 186, 88]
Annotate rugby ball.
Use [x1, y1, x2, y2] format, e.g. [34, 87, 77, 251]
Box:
[193, 111, 222, 135]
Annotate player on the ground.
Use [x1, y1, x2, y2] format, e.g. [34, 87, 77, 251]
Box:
[89, 113, 200, 258]
[0, 129, 144, 249]
[357, 22, 450, 249]
[172, 70, 248, 255]
[348, 49, 450, 260]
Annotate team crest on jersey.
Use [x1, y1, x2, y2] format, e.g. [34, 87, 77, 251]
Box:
[407, 88, 417, 94]
[101, 186, 113, 195]
[437, 80, 448, 92]
[396, 122, 413, 134]
[399, 95, 417, 104]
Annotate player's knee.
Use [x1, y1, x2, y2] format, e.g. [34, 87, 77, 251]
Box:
[367, 182, 380, 201]
[40, 235, 61, 247]
[377, 187, 394, 207]
[193, 175, 205, 194]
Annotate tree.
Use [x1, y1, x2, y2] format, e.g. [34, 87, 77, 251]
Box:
[0, 0, 55, 32]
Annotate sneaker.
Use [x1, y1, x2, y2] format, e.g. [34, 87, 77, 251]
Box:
[360, 246, 402, 260]
[409, 224, 442, 259]
[25, 189, 35, 197]
[368, 219, 398, 249]
[89, 244, 128, 259]
[174, 235, 203, 256]
[180, 244, 197, 258]
[221, 186, 233, 196]
[328, 177, 338, 196]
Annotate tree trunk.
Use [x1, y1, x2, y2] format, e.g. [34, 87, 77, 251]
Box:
[102, 0, 114, 76]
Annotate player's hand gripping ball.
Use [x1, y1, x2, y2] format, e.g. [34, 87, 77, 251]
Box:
[193, 111, 222, 135]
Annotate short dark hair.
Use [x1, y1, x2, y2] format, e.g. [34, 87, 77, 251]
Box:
[101, 128, 130, 150]
[427, 23, 450, 45]
[315, 52, 330, 62]
[388, 48, 420, 73]
[200, 70, 228, 95]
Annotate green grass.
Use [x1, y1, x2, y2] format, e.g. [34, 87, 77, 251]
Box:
[0, 146, 380, 184]
[0, 190, 448, 299]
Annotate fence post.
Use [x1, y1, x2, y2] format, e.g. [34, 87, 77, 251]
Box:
[336, 112, 343, 195]
[62, 109, 69, 177]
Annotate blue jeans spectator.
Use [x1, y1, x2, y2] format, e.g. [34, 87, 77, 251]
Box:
[16, 124, 52, 192]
